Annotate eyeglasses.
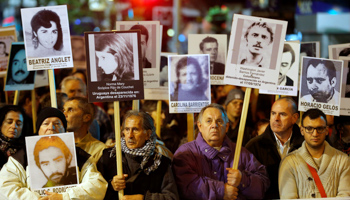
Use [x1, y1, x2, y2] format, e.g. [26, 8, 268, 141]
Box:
[302, 126, 328, 134]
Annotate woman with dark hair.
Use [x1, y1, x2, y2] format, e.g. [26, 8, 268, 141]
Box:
[94, 34, 134, 81]
[0, 105, 28, 168]
[171, 56, 208, 101]
[30, 9, 63, 56]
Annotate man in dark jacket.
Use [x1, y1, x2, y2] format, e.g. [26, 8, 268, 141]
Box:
[98, 110, 179, 200]
[246, 97, 304, 199]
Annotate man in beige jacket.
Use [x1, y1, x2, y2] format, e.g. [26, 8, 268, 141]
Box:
[279, 108, 350, 198]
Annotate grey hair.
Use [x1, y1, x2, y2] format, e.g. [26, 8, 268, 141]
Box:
[122, 110, 156, 137]
[60, 75, 86, 95]
[274, 97, 298, 114]
[197, 103, 229, 124]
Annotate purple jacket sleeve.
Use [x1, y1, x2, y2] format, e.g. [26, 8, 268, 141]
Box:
[172, 145, 225, 200]
[237, 147, 270, 199]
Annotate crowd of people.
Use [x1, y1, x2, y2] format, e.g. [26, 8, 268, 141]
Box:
[0, 68, 349, 200]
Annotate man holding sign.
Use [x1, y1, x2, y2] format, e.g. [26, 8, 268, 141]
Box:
[173, 104, 269, 200]
[279, 108, 350, 198]
[98, 110, 178, 199]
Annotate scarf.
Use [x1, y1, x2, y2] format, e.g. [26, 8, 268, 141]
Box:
[0, 133, 24, 157]
[110, 135, 161, 175]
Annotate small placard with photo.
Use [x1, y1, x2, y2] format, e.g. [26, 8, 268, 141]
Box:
[329, 43, 350, 115]
[188, 34, 227, 85]
[299, 57, 343, 116]
[4, 42, 36, 91]
[224, 14, 288, 90]
[21, 5, 73, 70]
[259, 41, 300, 96]
[85, 31, 144, 102]
[71, 36, 86, 70]
[168, 54, 211, 113]
[0, 26, 17, 75]
[116, 21, 160, 88]
[144, 52, 177, 100]
[25, 133, 79, 195]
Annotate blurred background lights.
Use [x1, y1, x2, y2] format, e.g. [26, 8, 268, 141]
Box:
[167, 29, 175, 37]
[178, 34, 186, 42]
[74, 19, 81, 25]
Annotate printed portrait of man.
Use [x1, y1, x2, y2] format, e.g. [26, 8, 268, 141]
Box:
[0, 41, 9, 57]
[130, 24, 152, 68]
[300, 59, 339, 104]
[199, 36, 225, 75]
[279, 43, 295, 86]
[33, 136, 77, 187]
[6, 46, 35, 85]
[71, 37, 86, 62]
[240, 21, 274, 68]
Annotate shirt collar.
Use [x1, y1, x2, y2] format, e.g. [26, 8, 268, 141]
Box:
[196, 132, 231, 161]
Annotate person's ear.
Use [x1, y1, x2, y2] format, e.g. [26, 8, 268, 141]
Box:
[145, 129, 152, 140]
[300, 126, 305, 136]
[292, 112, 299, 124]
[225, 122, 229, 133]
[330, 77, 336, 87]
[83, 114, 91, 123]
[197, 121, 202, 132]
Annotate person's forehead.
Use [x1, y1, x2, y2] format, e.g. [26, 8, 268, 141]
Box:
[203, 42, 218, 47]
[307, 63, 328, 75]
[43, 117, 62, 123]
[125, 116, 143, 126]
[272, 100, 292, 113]
[40, 146, 64, 158]
[5, 111, 23, 119]
[203, 107, 224, 118]
[14, 50, 25, 59]
[250, 25, 269, 34]
[140, 34, 147, 41]
[66, 80, 82, 88]
[229, 99, 243, 104]
[64, 100, 80, 109]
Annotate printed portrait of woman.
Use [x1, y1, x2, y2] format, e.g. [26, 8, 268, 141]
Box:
[30, 9, 63, 57]
[171, 56, 209, 101]
[94, 34, 134, 81]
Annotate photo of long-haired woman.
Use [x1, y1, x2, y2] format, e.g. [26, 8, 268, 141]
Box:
[94, 33, 135, 81]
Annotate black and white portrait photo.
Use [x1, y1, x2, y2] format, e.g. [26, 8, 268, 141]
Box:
[93, 33, 136, 82]
[188, 34, 227, 75]
[116, 21, 160, 88]
[85, 31, 144, 102]
[26, 133, 78, 191]
[21, 5, 73, 70]
[259, 41, 300, 96]
[329, 43, 350, 61]
[0, 27, 16, 72]
[71, 36, 86, 69]
[168, 55, 210, 113]
[4, 42, 36, 91]
[225, 14, 287, 91]
[238, 20, 275, 69]
[299, 57, 343, 115]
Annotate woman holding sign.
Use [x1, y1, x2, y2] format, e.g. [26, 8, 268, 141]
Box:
[95, 34, 134, 81]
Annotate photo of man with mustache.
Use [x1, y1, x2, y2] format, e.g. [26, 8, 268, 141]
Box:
[6, 44, 35, 85]
[240, 21, 274, 68]
[33, 135, 78, 187]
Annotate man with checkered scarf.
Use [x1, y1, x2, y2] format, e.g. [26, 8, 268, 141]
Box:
[98, 110, 179, 200]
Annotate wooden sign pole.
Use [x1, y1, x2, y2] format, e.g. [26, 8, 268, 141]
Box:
[114, 101, 124, 198]
[232, 88, 251, 169]
[156, 100, 162, 138]
[187, 113, 195, 142]
[132, 100, 139, 111]
[13, 90, 19, 105]
[31, 90, 37, 133]
[48, 69, 57, 108]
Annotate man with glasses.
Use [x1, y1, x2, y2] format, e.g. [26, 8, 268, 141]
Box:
[279, 108, 350, 198]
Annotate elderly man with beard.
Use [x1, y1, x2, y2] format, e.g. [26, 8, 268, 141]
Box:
[246, 97, 304, 199]
[98, 110, 179, 200]
[0, 107, 107, 200]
